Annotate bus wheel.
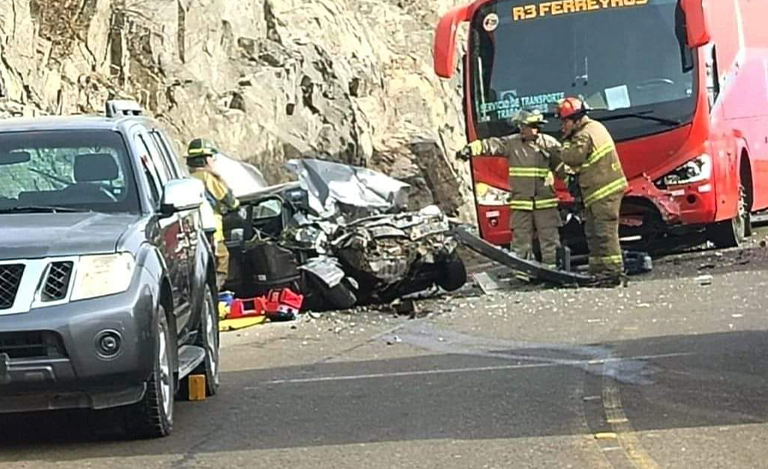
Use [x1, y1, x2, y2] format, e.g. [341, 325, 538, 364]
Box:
[706, 184, 749, 248]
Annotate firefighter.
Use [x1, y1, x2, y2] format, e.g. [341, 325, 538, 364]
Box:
[185, 138, 240, 289]
[556, 97, 628, 287]
[459, 109, 566, 268]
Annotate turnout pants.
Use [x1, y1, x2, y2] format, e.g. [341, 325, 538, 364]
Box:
[584, 193, 623, 276]
[511, 208, 561, 266]
[214, 238, 230, 289]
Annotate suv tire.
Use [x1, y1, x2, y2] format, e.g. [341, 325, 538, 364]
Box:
[193, 283, 220, 396]
[125, 306, 175, 438]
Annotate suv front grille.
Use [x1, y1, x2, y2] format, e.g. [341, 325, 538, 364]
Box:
[41, 261, 74, 302]
[0, 264, 25, 310]
[0, 331, 67, 359]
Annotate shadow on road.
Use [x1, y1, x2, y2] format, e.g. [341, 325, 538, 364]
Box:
[2, 329, 768, 461]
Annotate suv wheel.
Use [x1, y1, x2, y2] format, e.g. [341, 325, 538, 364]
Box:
[193, 283, 220, 396]
[125, 306, 175, 438]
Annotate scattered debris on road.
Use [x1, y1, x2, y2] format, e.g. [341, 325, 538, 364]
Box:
[386, 335, 403, 345]
[695, 275, 713, 286]
[451, 226, 596, 286]
[472, 271, 503, 294]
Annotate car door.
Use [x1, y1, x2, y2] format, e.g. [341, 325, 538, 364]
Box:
[133, 128, 192, 334]
[149, 128, 201, 298]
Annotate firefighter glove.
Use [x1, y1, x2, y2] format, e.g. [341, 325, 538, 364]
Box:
[543, 171, 555, 187]
[459, 140, 483, 159]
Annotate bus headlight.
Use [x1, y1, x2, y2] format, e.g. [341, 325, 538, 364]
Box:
[662, 154, 712, 186]
[475, 183, 511, 206]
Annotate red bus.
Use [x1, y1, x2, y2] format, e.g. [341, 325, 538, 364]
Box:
[434, 0, 768, 252]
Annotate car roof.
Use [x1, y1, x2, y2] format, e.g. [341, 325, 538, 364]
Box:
[0, 115, 158, 134]
[238, 181, 302, 202]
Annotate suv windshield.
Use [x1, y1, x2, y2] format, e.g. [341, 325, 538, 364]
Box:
[470, 0, 696, 140]
[0, 130, 140, 213]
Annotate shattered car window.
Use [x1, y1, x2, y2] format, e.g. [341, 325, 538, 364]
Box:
[253, 199, 282, 219]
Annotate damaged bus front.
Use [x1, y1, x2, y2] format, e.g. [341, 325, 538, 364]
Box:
[435, 0, 768, 251]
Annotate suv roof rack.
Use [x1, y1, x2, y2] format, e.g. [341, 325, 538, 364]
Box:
[105, 100, 143, 118]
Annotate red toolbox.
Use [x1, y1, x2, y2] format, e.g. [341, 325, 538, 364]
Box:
[228, 297, 266, 319]
[228, 288, 304, 320]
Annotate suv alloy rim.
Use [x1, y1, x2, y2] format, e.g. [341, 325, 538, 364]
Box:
[204, 291, 219, 385]
[158, 319, 172, 418]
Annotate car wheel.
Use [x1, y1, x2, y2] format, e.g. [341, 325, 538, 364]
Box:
[193, 283, 220, 396]
[125, 306, 175, 439]
[436, 253, 467, 292]
[706, 184, 749, 248]
[322, 281, 358, 310]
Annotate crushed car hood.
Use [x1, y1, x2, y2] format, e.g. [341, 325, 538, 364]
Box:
[0, 213, 139, 260]
[211, 153, 269, 198]
[236, 182, 303, 203]
[285, 158, 410, 218]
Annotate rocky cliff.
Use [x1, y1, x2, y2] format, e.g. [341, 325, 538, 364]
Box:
[0, 0, 473, 218]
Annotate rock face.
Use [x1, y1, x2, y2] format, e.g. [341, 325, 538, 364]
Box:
[0, 0, 474, 219]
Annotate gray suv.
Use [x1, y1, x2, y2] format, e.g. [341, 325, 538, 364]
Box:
[0, 100, 220, 438]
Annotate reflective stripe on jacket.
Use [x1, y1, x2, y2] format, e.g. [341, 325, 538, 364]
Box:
[558, 117, 627, 207]
[480, 133, 564, 211]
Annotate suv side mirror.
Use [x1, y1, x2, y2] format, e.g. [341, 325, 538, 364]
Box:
[681, 0, 711, 47]
[161, 178, 204, 216]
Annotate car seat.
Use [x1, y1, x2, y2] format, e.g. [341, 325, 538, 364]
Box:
[62, 153, 120, 203]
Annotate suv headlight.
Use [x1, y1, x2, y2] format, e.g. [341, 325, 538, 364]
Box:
[71, 253, 136, 301]
[662, 154, 712, 186]
[475, 183, 511, 206]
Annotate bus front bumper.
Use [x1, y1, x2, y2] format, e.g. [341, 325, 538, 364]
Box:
[621, 174, 682, 227]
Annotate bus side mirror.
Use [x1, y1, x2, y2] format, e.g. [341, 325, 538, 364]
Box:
[434, 5, 470, 79]
[681, 0, 711, 47]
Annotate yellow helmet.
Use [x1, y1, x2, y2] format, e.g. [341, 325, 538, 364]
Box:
[186, 138, 219, 158]
[514, 109, 548, 127]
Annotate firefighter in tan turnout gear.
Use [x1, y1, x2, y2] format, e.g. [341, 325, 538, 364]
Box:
[186, 138, 240, 289]
[460, 109, 566, 268]
[556, 97, 628, 287]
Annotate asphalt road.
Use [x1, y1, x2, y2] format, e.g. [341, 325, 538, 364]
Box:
[3, 233, 768, 468]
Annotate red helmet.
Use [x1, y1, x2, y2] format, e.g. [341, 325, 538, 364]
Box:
[557, 97, 587, 120]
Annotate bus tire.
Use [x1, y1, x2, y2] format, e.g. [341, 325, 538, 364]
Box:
[706, 184, 749, 248]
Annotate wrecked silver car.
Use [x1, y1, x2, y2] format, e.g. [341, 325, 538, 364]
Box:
[332, 208, 466, 303]
[222, 159, 467, 310]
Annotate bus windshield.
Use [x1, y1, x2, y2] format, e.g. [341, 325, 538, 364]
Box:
[469, 0, 696, 140]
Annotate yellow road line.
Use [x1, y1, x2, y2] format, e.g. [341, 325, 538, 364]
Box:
[601, 364, 662, 469]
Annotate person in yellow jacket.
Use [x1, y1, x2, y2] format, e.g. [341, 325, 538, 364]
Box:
[556, 97, 628, 287]
[460, 109, 566, 268]
[185, 138, 240, 289]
